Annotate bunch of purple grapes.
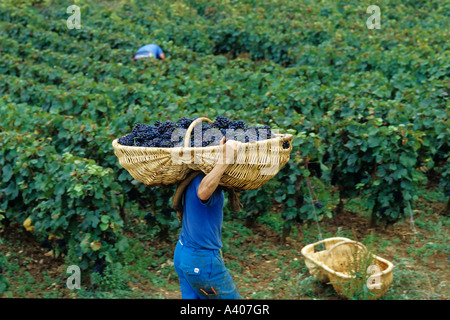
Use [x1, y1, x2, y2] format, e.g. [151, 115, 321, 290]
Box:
[118, 119, 180, 148]
[118, 116, 289, 149]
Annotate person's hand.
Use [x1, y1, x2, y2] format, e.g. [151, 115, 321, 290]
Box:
[220, 137, 242, 165]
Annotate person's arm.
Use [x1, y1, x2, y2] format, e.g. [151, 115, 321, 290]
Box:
[157, 46, 166, 60]
[197, 137, 241, 201]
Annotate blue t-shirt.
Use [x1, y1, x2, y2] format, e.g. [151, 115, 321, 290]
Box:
[134, 44, 164, 59]
[179, 173, 225, 250]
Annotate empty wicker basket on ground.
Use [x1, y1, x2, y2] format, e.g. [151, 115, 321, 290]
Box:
[301, 237, 394, 300]
[112, 117, 293, 190]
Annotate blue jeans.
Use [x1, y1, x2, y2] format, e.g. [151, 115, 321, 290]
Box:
[173, 240, 241, 299]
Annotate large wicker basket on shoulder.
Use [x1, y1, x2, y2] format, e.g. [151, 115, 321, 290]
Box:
[112, 117, 293, 190]
[301, 237, 394, 300]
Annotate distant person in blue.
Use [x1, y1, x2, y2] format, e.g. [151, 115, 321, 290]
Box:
[132, 44, 166, 61]
[172, 137, 242, 299]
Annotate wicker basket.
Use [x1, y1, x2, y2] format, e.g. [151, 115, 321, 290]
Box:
[112, 117, 293, 190]
[301, 237, 394, 300]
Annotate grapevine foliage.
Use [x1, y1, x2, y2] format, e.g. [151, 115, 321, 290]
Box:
[0, 0, 448, 271]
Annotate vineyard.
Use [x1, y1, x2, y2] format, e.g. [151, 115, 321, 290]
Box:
[0, 0, 449, 300]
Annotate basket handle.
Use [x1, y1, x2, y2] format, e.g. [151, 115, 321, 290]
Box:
[184, 117, 213, 148]
[322, 240, 368, 266]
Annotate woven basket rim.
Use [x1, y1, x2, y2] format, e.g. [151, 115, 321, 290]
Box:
[112, 132, 294, 190]
[112, 133, 293, 152]
[301, 237, 394, 280]
[322, 253, 394, 280]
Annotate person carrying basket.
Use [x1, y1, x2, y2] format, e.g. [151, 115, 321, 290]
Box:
[172, 137, 242, 299]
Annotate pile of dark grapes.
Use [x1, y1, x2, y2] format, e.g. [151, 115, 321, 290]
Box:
[118, 116, 289, 148]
